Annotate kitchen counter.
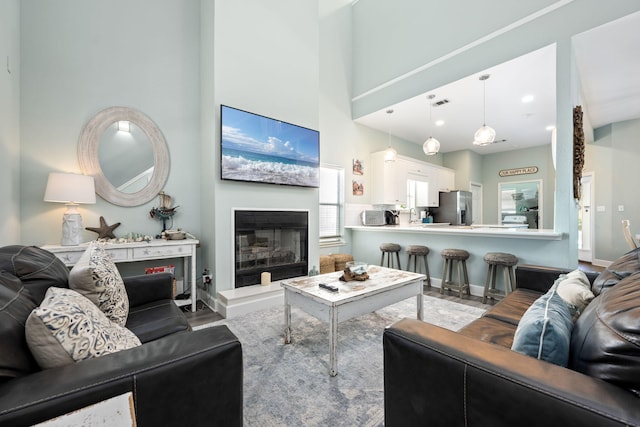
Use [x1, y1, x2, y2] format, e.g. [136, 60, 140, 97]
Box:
[346, 224, 562, 240]
[346, 223, 568, 298]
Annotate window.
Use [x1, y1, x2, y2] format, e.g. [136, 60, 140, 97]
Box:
[319, 165, 344, 244]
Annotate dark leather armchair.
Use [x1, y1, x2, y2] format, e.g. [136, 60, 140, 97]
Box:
[0, 246, 243, 426]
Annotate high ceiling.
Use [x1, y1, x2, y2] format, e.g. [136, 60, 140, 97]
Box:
[354, 11, 640, 155]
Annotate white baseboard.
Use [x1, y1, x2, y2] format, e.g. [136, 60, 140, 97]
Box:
[592, 258, 612, 268]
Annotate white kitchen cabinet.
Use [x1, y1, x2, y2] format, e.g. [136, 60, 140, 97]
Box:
[370, 152, 455, 208]
[370, 151, 407, 205]
[439, 168, 455, 192]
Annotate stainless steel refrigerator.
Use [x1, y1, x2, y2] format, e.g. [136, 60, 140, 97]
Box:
[432, 191, 472, 225]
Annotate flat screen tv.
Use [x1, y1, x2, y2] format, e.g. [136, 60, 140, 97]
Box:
[220, 105, 320, 188]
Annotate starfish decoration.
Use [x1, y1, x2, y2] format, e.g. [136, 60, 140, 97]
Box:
[85, 216, 121, 239]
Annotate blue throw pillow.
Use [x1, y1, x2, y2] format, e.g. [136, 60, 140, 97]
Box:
[511, 287, 573, 366]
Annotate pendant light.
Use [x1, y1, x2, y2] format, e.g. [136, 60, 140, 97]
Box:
[384, 109, 397, 162]
[473, 74, 496, 146]
[423, 94, 440, 156]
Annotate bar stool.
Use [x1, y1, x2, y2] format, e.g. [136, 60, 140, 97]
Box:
[380, 243, 401, 269]
[440, 249, 470, 298]
[406, 245, 431, 288]
[482, 252, 518, 303]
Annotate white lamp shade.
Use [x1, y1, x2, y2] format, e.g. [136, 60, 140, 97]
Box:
[384, 146, 397, 162]
[44, 173, 96, 204]
[473, 125, 496, 146]
[423, 137, 440, 155]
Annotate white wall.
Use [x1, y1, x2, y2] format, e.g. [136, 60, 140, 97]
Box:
[19, 0, 202, 252]
[0, 0, 21, 245]
[585, 119, 640, 263]
[209, 0, 320, 294]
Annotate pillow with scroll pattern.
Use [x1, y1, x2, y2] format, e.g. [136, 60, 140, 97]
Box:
[69, 242, 129, 326]
[25, 287, 140, 369]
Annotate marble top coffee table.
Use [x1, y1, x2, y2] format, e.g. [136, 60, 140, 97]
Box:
[280, 265, 425, 376]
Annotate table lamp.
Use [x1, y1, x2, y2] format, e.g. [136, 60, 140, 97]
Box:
[44, 172, 96, 246]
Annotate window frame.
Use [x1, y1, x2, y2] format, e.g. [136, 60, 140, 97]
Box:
[319, 164, 345, 247]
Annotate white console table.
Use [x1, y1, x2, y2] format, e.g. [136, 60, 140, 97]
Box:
[42, 239, 199, 312]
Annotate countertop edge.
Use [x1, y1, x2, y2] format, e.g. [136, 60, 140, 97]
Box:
[345, 225, 564, 240]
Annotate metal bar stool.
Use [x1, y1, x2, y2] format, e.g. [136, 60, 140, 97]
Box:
[406, 245, 431, 288]
[482, 252, 518, 303]
[380, 243, 402, 269]
[440, 248, 470, 298]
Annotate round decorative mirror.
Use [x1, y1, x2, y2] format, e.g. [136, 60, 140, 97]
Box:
[78, 106, 170, 206]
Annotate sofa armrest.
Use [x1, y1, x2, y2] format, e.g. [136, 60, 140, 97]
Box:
[124, 273, 173, 307]
[0, 326, 242, 427]
[384, 318, 640, 427]
[515, 264, 599, 293]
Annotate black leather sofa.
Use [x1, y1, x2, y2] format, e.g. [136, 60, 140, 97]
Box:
[0, 245, 243, 427]
[384, 250, 640, 427]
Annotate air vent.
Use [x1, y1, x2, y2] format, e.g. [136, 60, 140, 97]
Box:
[432, 99, 450, 107]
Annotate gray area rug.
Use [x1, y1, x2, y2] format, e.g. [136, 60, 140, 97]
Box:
[195, 296, 485, 426]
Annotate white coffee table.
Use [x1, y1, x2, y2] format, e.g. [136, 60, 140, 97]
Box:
[281, 265, 425, 376]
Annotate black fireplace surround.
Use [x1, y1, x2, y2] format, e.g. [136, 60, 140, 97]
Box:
[234, 210, 308, 288]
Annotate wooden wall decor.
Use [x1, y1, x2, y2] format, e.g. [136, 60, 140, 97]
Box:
[573, 105, 585, 200]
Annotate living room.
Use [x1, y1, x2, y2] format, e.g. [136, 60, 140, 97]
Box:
[2, 0, 640, 425]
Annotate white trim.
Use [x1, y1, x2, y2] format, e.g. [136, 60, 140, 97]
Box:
[352, 0, 576, 102]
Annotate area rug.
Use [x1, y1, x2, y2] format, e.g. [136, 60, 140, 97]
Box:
[194, 296, 485, 427]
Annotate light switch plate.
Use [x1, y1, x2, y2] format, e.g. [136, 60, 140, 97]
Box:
[597, 206, 606, 212]
[618, 205, 625, 212]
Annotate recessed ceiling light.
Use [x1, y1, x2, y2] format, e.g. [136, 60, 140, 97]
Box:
[545, 125, 555, 131]
[521, 95, 534, 103]
[435, 120, 445, 127]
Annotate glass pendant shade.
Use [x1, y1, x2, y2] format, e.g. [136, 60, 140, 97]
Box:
[473, 125, 496, 145]
[423, 137, 440, 155]
[384, 146, 397, 162]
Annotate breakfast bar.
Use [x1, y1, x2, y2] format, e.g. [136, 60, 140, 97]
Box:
[346, 224, 564, 296]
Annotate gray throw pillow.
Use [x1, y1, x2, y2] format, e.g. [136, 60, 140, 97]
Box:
[511, 286, 573, 367]
[25, 287, 141, 369]
[69, 242, 129, 326]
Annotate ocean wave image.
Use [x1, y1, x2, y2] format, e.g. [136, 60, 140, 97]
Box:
[222, 153, 319, 187]
[220, 106, 320, 187]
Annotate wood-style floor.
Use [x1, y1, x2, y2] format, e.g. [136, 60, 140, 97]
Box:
[184, 261, 606, 328]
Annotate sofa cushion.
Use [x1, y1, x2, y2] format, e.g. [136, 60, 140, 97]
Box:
[591, 247, 640, 296]
[511, 286, 573, 366]
[25, 287, 141, 369]
[458, 316, 518, 348]
[126, 299, 191, 343]
[555, 269, 594, 321]
[0, 271, 39, 383]
[482, 288, 541, 326]
[69, 242, 129, 326]
[0, 245, 69, 305]
[569, 271, 640, 396]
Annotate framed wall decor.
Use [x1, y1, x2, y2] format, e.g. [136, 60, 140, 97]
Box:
[352, 180, 364, 196]
[352, 158, 364, 175]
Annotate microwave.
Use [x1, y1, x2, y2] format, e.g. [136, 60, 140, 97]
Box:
[361, 210, 386, 226]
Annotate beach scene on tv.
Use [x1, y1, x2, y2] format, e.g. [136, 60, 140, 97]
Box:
[221, 106, 320, 188]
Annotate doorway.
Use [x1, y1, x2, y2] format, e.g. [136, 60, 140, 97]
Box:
[579, 172, 594, 262]
[470, 182, 483, 225]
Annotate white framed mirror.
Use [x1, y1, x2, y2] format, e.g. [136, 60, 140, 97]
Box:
[78, 106, 170, 206]
[499, 179, 543, 229]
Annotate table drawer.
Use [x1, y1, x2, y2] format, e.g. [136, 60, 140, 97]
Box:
[55, 251, 84, 266]
[131, 245, 190, 260]
[105, 248, 129, 262]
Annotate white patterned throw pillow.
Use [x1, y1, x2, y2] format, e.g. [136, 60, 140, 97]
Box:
[26, 287, 141, 369]
[69, 242, 129, 326]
